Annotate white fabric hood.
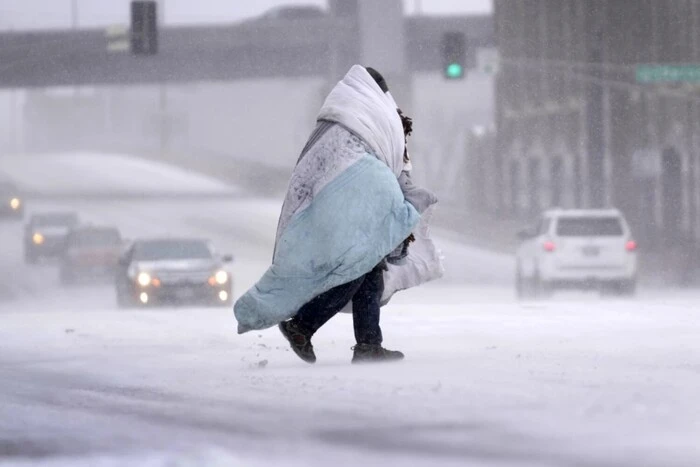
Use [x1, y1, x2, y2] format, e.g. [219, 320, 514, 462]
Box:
[317, 65, 406, 177]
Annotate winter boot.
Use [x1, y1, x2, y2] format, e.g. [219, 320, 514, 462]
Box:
[351, 344, 404, 364]
[279, 320, 316, 364]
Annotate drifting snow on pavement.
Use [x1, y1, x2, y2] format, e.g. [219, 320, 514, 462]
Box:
[2, 289, 700, 466]
[0, 152, 238, 196]
[0, 155, 699, 467]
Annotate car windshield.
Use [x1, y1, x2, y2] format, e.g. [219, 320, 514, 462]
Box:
[133, 240, 213, 261]
[69, 229, 121, 248]
[556, 217, 624, 237]
[33, 214, 79, 228]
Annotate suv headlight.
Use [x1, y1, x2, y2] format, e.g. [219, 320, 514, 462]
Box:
[214, 270, 228, 285]
[137, 272, 152, 287]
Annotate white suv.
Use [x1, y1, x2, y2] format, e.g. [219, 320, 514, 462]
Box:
[516, 209, 638, 298]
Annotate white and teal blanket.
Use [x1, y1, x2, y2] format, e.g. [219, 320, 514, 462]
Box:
[234, 66, 442, 333]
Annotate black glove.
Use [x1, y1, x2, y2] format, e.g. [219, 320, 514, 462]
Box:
[386, 233, 415, 266]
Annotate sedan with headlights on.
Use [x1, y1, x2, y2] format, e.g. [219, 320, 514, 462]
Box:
[115, 238, 233, 308]
[24, 212, 80, 263]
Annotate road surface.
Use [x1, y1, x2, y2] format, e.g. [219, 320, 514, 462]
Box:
[0, 153, 698, 467]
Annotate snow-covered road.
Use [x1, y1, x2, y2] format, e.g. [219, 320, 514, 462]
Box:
[1, 154, 699, 467]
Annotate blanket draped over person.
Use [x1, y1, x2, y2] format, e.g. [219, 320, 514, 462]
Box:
[234, 65, 442, 334]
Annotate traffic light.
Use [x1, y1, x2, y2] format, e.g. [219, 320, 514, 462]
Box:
[441, 32, 466, 80]
[131, 1, 158, 55]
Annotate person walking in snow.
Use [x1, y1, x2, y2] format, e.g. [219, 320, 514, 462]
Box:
[234, 66, 442, 363]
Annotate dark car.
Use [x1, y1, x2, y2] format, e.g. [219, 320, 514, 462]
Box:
[115, 238, 233, 308]
[0, 181, 24, 219]
[24, 212, 80, 263]
[60, 226, 123, 285]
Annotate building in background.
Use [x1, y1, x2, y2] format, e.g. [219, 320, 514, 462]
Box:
[492, 0, 700, 265]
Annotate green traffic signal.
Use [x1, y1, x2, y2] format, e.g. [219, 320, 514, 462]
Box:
[445, 62, 464, 79]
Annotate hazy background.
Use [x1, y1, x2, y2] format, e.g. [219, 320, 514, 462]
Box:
[2, 2, 700, 466]
[0, 0, 498, 212]
[0, 0, 492, 29]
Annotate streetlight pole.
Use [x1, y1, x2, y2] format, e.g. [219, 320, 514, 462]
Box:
[8, 90, 16, 153]
[71, 0, 79, 104]
[1, 20, 16, 153]
[157, 0, 168, 158]
[585, 7, 606, 208]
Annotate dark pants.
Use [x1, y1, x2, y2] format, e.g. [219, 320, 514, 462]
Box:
[291, 264, 384, 345]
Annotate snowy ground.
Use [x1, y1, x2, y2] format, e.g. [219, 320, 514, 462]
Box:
[0, 153, 238, 196]
[1, 153, 699, 467]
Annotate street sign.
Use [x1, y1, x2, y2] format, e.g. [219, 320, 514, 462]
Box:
[105, 25, 129, 53]
[636, 64, 700, 83]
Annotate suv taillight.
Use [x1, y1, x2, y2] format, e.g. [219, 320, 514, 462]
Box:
[543, 241, 556, 252]
[625, 240, 637, 252]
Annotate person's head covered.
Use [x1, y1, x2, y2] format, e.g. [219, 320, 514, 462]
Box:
[366, 67, 389, 94]
[317, 65, 405, 177]
[367, 66, 413, 166]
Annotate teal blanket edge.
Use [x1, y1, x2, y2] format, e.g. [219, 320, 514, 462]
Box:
[234, 155, 420, 333]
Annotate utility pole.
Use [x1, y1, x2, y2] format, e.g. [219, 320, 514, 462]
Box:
[157, 0, 168, 158]
[71, 0, 80, 111]
[8, 90, 15, 153]
[159, 85, 168, 158]
[585, 4, 606, 208]
[3, 20, 16, 153]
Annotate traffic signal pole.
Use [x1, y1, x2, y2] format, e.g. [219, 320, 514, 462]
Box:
[159, 85, 168, 158]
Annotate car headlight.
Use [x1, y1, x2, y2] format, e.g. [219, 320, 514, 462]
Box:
[214, 270, 228, 285]
[32, 232, 44, 245]
[137, 272, 152, 287]
[10, 198, 20, 210]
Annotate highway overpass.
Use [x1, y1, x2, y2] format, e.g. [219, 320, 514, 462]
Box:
[0, 15, 493, 88]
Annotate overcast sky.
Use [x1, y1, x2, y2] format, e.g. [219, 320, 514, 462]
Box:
[0, 0, 491, 30]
